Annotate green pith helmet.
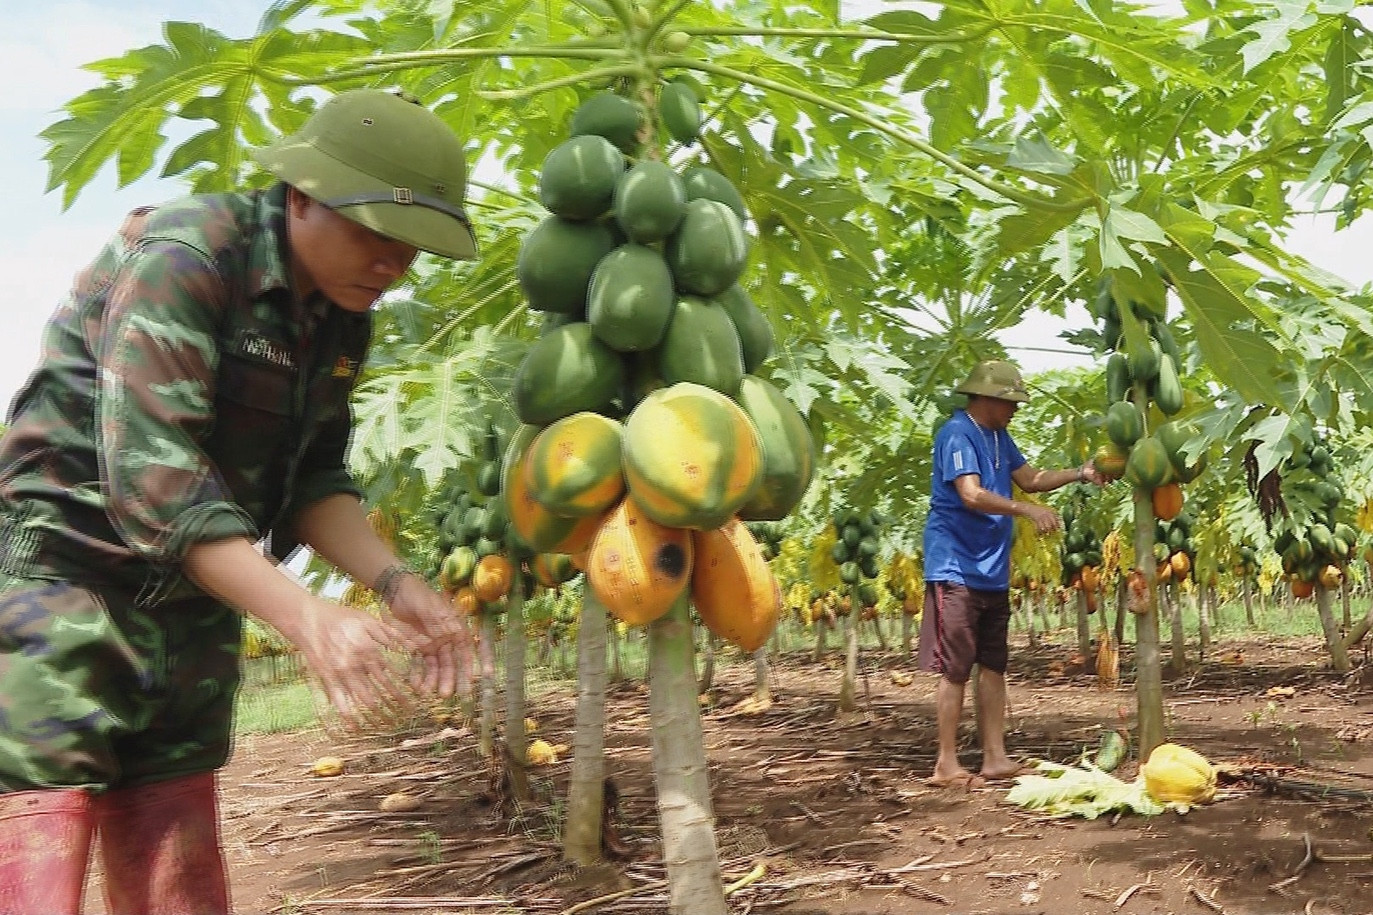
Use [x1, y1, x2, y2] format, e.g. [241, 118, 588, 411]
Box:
[954, 360, 1030, 402]
[254, 89, 478, 260]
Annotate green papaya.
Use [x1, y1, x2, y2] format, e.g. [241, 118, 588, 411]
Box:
[613, 159, 687, 244]
[1127, 338, 1162, 384]
[1105, 352, 1130, 403]
[714, 283, 774, 373]
[539, 135, 625, 221]
[1154, 353, 1184, 415]
[587, 244, 676, 352]
[734, 375, 815, 521]
[517, 216, 617, 314]
[653, 295, 744, 395]
[512, 322, 627, 425]
[1124, 436, 1173, 488]
[1105, 401, 1143, 448]
[659, 80, 701, 144]
[680, 165, 748, 221]
[569, 91, 642, 154]
[665, 198, 749, 296]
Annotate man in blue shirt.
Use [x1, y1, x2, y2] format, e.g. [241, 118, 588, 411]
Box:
[920, 360, 1101, 788]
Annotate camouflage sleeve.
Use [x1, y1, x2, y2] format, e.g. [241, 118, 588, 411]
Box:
[276, 407, 365, 547]
[94, 240, 259, 564]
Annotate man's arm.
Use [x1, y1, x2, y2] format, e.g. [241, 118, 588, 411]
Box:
[952, 473, 1060, 533]
[1012, 460, 1101, 494]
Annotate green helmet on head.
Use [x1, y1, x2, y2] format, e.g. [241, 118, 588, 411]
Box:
[254, 89, 478, 260]
[954, 360, 1030, 403]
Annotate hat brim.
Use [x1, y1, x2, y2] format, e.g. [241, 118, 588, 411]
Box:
[954, 381, 1030, 403]
[255, 141, 478, 261]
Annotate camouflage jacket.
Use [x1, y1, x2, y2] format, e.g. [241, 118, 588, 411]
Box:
[0, 183, 369, 604]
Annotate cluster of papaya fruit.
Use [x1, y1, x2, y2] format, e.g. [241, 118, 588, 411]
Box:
[747, 521, 787, 561]
[501, 88, 815, 652]
[433, 426, 519, 614]
[1272, 439, 1358, 596]
[1094, 282, 1206, 519]
[884, 552, 922, 617]
[1233, 543, 1260, 578]
[1059, 488, 1104, 609]
[829, 509, 885, 614]
[1152, 512, 1195, 585]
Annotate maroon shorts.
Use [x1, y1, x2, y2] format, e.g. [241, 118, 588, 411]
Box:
[917, 582, 1011, 684]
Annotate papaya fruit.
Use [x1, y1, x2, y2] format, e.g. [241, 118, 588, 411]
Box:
[621, 382, 763, 530]
[653, 295, 744, 395]
[680, 165, 748, 221]
[452, 586, 481, 616]
[472, 554, 514, 603]
[659, 80, 702, 144]
[1124, 436, 1174, 489]
[613, 159, 687, 244]
[538, 135, 626, 221]
[569, 91, 643, 154]
[714, 283, 774, 373]
[503, 424, 606, 553]
[512, 322, 626, 425]
[587, 243, 676, 352]
[1105, 401, 1143, 448]
[1093, 442, 1129, 481]
[516, 216, 617, 315]
[586, 495, 693, 626]
[1105, 352, 1130, 403]
[1154, 353, 1184, 415]
[691, 517, 781, 652]
[1151, 482, 1184, 521]
[532, 552, 578, 589]
[734, 375, 814, 521]
[524, 412, 626, 517]
[1127, 338, 1162, 384]
[665, 198, 749, 296]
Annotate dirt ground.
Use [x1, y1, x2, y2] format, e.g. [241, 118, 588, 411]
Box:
[115, 632, 1373, 914]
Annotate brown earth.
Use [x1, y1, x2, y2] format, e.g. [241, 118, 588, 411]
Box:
[98, 633, 1373, 914]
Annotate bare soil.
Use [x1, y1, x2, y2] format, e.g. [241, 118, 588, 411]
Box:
[119, 634, 1373, 914]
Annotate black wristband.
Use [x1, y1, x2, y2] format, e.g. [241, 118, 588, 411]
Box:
[373, 563, 416, 605]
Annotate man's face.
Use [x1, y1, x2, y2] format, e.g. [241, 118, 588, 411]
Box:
[287, 191, 419, 313]
[985, 396, 1021, 429]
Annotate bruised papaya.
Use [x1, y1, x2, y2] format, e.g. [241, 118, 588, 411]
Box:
[622, 382, 763, 530]
[691, 517, 782, 652]
[586, 496, 693, 625]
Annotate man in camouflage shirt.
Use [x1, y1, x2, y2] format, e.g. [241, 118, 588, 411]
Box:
[0, 89, 479, 915]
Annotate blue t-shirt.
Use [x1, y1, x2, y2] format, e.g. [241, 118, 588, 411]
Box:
[922, 409, 1026, 591]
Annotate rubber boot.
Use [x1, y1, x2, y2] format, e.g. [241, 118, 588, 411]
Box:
[0, 787, 95, 915]
[97, 772, 231, 915]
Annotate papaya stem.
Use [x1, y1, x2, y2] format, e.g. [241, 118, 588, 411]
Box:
[644, 0, 692, 45]
[601, 0, 637, 31]
[279, 44, 629, 85]
[478, 64, 642, 101]
[680, 25, 994, 44]
[661, 56, 1089, 213]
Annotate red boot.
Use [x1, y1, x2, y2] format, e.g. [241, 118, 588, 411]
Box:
[0, 788, 96, 915]
[97, 772, 231, 915]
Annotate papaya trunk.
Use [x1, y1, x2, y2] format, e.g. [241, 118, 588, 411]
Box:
[1037, 592, 1053, 634]
[901, 612, 914, 659]
[1132, 486, 1165, 759]
[649, 596, 727, 915]
[1314, 582, 1351, 673]
[504, 569, 531, 805]
[563, 589, 610, 865]
[1113, 576, 1126, 647]
[813, 613, 828, 661]
[838, 590, 860, 713]
[1194, 588, 1210, 658]
[1076, 590, 1091, 658]
[478, 612, 498, 759]
[869, 611, 888, 652]
[1242, 576, 1256, 627]
[609, 617, 624, 682]
[1167, 585, 1187, 673]
[698, 631, 717, 694]
[1341, 576, 1352, 630]
[753, 647, 771, 703]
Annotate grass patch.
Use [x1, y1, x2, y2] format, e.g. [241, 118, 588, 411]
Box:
[235, 678, 319, 735]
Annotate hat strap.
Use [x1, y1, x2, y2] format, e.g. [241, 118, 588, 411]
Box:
[323, 190, 472, 228]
